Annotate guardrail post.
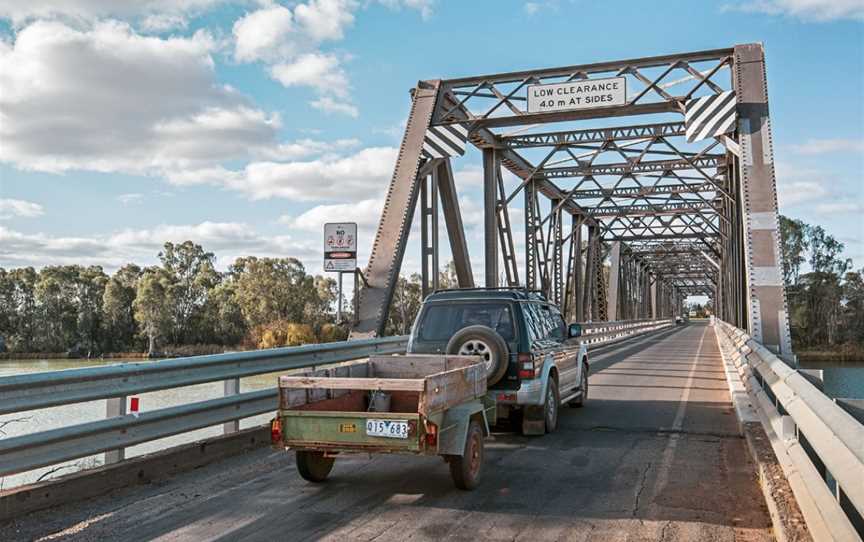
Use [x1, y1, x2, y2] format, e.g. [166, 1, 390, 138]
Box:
[223, 378, 240, 434]
[105, 396, 126, 464]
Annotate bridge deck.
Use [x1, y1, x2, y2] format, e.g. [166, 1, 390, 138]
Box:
[8, 323, 773, 542]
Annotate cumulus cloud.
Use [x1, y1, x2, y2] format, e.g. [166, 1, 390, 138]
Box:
[232, 4, 297, 63]
[310, 96, 360, 118]
[173, 146, 398, 201]
[0, 222, 318, 271]
[0, 198, 44, 219]
[777, 180, 828, 207]
[270, 53, 350, 95]
[722, 0, 864, 21]
[815, 202, 864, 214]
[788, 138, 864, 155]
[281, 198, 383, 234]
[0, 20, 286, 175]
[0, 0, 228, 26]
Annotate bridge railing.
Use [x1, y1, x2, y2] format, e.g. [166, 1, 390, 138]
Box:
[0, 318, 673, 485]
[715, 319, 864, 540]
[577, 318, 674, 346]
[0, 337, 408, 479]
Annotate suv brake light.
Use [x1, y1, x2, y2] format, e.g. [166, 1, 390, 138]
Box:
[517, 352, 536, 379]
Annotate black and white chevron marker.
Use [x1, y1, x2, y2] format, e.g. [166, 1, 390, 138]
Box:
[421, 123, 468, 159]
[684, 91, 737, 143]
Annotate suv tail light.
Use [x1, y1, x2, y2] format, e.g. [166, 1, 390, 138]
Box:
[517, 352, 537, 379]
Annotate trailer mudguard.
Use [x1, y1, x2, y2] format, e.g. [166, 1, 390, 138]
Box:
[436, 400, 489, 456]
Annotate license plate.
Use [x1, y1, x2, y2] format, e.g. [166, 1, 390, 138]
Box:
[365, 419, 408, 439]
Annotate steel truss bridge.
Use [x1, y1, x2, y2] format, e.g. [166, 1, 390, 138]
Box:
[351, 43, 793, 362]
[6, 44, 864, 541]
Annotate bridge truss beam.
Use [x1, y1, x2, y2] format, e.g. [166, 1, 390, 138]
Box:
[352, 44, 792, 362]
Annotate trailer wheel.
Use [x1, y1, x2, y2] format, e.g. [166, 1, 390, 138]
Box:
[296, 451, 334, 483]
[449, 420, 484, 490]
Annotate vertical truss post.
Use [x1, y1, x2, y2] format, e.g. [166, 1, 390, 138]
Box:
[551, 199, 563, 306]
[733, 43, 793, 360]
[650, 275, 657, 318]
[525, 180, 539, 290]
[496, 166, 520, 286]
[420, 170, 439, 298]
[571, 216, 584, 321]
[483, 148, 499, 287]
[607, 241, 622, 321]
[582, 225, 596, 320]
[437, 159, 475, 287]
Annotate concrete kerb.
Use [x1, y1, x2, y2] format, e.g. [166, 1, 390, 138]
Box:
[713, 323, 813, 542]
[0, 425, 270, 523]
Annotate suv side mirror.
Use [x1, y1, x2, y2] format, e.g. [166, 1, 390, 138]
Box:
[568, 323, 582, 338]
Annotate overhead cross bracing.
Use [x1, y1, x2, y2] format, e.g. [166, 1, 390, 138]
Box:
[351, 44, 793, 362]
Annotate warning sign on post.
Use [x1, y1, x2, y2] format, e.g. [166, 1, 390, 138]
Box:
[324, 222, 357, 272]
[527, 77, 626, 113]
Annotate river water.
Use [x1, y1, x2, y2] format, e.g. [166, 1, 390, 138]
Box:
[1, 357, 863, 489]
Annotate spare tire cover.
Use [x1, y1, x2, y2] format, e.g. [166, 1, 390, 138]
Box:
[445, 325, 510, 386]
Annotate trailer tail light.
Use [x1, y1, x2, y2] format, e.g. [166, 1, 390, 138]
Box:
[517, 352, 536, 379]
[424, 422, 438, 448]
[270, 417, 282, 445]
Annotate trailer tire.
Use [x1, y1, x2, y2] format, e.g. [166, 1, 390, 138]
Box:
[449, 420, 484, 490]
[446, 325, 509, 386]
[296, 451, 334, 483]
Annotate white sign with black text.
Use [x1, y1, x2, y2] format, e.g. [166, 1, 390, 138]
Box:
[527, 77, 627, 114]
[323, 222, 357, 272]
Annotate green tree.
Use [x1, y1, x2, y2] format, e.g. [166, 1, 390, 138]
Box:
[201, 281, 247, 346]
[102, 264, 141, 351]
[231, 257, 317, 329]
[386, 273, 423, 336]
[159, 241, 219, 345]
[133, 268, 172, 356]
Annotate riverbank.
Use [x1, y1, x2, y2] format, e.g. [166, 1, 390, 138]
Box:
[0, 344, 238, 361]
[797, 345, 864, 363]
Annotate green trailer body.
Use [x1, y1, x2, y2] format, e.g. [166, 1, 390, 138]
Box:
[272, 354, 494, 489]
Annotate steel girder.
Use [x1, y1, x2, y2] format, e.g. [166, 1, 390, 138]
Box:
[353, 44, 790, 353]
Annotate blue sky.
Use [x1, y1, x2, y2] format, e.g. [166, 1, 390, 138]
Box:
[0, 0, 862, 280]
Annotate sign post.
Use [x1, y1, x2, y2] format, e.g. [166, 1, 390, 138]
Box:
[324, 223, 358, 323]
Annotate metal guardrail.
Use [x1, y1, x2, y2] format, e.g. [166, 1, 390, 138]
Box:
[0, 318, 673, 482]
[0, 337, 408, 477]
[715, 320, 864, 540]
[578, 318, 674, 345]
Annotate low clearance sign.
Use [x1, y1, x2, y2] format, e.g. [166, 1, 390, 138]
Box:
[527, 77, 626, 113]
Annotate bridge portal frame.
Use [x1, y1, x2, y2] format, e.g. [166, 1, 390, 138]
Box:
[351, 43, 792, 361]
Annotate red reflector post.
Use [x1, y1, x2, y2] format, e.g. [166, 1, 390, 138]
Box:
[129, 396, 140, 413]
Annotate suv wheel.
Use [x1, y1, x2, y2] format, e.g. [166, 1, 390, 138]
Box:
[446, 325, 509, 386]
[570, 365, 588, 408]
[544, 376, 559, 433]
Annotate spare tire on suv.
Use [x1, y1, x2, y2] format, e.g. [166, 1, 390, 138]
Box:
[445, 325, 509, 386]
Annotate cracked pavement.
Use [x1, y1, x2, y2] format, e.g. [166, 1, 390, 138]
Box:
[5, 323, 773, 542]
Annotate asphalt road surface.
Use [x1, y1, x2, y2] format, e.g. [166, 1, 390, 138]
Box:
[7, 322, 773, 542]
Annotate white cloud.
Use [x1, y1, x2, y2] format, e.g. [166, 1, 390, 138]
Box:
[524, 2, 541, 14]
[294, 0, 356, 41]
[212, 146, 398, 201]
[140, 13, 189, 33]
[0, 0, 229, 26]
[788, 138, 864, 155]
[310, 96, 360, 117]
[281, 198, 383, 233]
[270, 53, 350, 96]
[815, 202, 864, 214]
[0, 20, 284, 175]
[0, 222, 318, 271]
[777, 180, 828, 207]
[232, 4, 296, 63]
[117, 193, 144, 205]
[0, 198, 44, 219]
[722, 0, 864, 21]
[376, 0, 435, 19]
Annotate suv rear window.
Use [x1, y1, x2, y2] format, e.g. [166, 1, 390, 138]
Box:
[416, 303, 516, 342]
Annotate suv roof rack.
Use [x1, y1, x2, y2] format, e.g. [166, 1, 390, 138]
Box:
[427, 286, 549, 301]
